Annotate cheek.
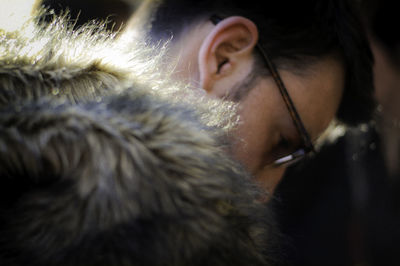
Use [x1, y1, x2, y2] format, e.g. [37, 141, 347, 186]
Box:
[254, 166, 287, 198]
[229, 97, 279, 173]
[232, 123, 287, 200]
[231, 124, 271, 172]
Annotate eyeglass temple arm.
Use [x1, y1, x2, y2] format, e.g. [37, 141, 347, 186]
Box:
[210, 14, 314, 152]
[258, 46, 315, 152]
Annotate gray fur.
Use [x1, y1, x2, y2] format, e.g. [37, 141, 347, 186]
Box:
[0, 9, 280, 266]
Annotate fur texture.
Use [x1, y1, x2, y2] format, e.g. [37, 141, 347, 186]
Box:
[0, 8, 279, 266]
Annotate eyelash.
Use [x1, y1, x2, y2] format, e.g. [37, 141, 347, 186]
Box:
[278, 135, 291, 149]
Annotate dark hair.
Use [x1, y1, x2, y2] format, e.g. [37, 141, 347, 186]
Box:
[147, 0, 376, 125]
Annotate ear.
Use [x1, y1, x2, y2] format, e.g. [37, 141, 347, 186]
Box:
[198, 16, 259, 97]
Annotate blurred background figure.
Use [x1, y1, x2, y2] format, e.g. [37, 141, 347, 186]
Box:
[274, 1, 400, 266]
[361, 0, 400, 179]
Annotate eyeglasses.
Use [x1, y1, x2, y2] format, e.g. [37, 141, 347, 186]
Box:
[210, 15, 315, 167]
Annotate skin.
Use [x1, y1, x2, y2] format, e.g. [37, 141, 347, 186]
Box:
[234, 57, 344, 194]
[154, 17, 345, 196]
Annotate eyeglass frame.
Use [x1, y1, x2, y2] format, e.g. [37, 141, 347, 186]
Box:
[210, 15, 315, 167]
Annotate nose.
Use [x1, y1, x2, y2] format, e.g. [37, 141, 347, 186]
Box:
[254, 166, 287, 201]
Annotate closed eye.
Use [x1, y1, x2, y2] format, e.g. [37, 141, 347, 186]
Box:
[277, 135, 291, 150]
[266, 135, 295, 163]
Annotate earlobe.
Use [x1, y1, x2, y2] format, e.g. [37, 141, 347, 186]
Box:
[198, 16, 259, 95]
